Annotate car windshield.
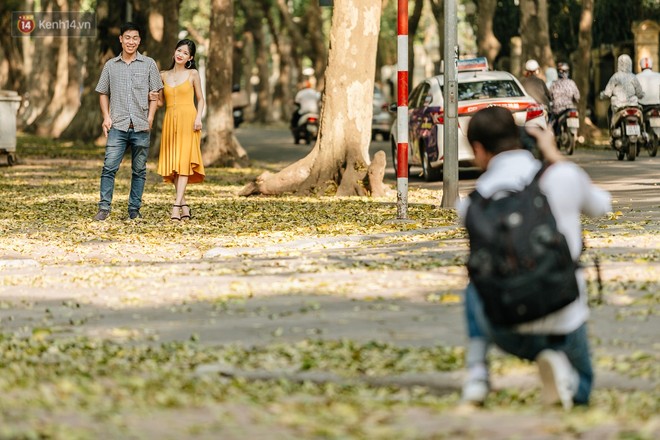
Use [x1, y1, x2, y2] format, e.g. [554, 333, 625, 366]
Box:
[457, 80, 524, 100]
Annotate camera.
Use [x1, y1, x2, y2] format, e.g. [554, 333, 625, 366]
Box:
[519, 126, 542, 159]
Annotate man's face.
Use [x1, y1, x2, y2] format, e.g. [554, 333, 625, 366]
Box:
[119, 30, 140, 55]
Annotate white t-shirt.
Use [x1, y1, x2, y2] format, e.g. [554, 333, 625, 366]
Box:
[457, 150, 612, 334]
[637, 69, 660, 106]
[295, 88, 321, 114]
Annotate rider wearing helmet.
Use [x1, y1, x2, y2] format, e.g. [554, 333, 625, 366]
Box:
[600, 54, 644, 121]
[520, 59, 552, 110]
[291, 80, 321, 129]
[636, 57, 660, 112]
[549, 62, 580, 134]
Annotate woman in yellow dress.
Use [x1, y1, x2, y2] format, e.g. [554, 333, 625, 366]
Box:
[155, 39, 205, 220]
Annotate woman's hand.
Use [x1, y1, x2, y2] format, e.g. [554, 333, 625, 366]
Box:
[194, 118, 202, 131]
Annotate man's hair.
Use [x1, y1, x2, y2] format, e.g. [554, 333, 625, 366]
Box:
[120, 22, 141, 36]
[467, 106, 522, 154]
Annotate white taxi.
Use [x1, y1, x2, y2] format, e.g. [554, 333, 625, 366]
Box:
[390, 58, 547, 181]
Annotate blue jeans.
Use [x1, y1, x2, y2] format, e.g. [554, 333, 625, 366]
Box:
[99, 128, 150, 212]
[464, 283, 593, 405]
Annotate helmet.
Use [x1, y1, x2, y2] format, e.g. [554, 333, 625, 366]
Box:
[525, 59, 540, 72]
[640, 57, 653, 70]
[557, 62, 570, 78]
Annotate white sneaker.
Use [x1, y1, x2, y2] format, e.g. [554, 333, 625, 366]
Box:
[461, 376, 490, 405]
[536, 349, 579, 410]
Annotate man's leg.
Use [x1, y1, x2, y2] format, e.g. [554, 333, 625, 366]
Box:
[462, 283, 491, 403]
[99, 128, 129, 212]
[127, 130, 151, 214]
[468, 286, 592, 408]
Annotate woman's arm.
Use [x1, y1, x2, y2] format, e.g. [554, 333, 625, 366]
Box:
[192, 70, 205, 131]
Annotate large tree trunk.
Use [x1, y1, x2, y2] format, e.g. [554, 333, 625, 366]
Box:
[60, 0, 120, 142]
[476, 0, 501, 66]
[519, 0, 554, 74]
[240, 0, 387, 198]
[203, 0, 248, 167]
[28, 0, 84, 137]
[576, 0, 594, 140]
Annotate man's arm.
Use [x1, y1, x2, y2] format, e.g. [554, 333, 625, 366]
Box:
[99, 94, 112, 137]
[526, 125, 564, 164]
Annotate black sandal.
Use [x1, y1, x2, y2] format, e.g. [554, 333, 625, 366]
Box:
[171, 205, 182, 221]
[181, 204, 192, 220]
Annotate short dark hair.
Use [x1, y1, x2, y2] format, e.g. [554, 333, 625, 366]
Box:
[120, 22, 141, 36]
[467, 106, 522, 154]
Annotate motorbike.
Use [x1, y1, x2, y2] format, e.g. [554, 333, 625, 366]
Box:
[292, 111, 319, 144]
[641, 105, 660, 157]
[609, 105, 643, 161]
[231, 84, 248, 128]
[554, 108, 579, 155]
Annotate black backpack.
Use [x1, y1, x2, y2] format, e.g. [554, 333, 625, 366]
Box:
[465, 166, 580, 326]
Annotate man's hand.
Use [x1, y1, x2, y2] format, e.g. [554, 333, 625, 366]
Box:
[526, 125, 564, 164]
[148, 117, 154, 130]
[102, 116, 112, 137]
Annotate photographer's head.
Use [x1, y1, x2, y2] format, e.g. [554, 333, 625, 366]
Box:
[467, 106, 522, 169]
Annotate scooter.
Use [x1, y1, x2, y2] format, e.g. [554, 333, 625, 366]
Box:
[609, 106, 643, 161]
[641, 105, 659, 157]
[292, 111, 319, 144]
[555, 108, 579, 155]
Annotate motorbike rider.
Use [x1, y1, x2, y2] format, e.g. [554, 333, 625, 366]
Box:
[636, 57, 660, 112]
[520, 59, 552, 111]
[290, 80, 321, 130]
[549, 62, 580, 135]
[600, 54, 644, 126]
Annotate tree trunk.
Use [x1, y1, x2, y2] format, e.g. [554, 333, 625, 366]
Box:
[302, 1, 327, 89]
[60, 0, 120, 142]
[241, 0, 270, 124]
[408, 0, 424, 93]
[428, 0, 444, 70]
[134, 0, 181, 157]
[576, 0, 594, 140]
[203, 0, 248, 167]
[27, 0, 85, 137]
[519, 0, 554, 75]
[240, 0, 386, 198]
[476, 0, 501, 66]
[0, 0, 26, 93]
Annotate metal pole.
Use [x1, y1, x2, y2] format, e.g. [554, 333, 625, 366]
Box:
[396, 0, 409, 219]
[441, 0, 458, 208]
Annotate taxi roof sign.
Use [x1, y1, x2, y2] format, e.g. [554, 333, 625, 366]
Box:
[457, 57, 489, 72]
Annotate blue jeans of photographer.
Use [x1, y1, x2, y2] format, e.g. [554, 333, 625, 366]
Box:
[99, 128, 150, 213]
[465, 283, 593, 405]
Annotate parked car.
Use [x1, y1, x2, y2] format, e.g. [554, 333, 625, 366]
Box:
[389, 57, 547, 181]
[372, 85, 393, 141]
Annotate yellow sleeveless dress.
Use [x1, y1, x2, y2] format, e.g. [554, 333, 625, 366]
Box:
[158, 73, 205, 183]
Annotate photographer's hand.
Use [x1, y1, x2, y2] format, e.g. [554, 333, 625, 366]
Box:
[526, 126, 565, 164]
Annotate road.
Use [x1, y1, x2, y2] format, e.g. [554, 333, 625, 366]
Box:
[236, 126, 659, 211]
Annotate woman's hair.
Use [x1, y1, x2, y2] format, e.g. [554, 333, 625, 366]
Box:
[169, 39, 197, 70]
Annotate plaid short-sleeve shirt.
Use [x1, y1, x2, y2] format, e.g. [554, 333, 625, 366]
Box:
[95, 52, 164, 132]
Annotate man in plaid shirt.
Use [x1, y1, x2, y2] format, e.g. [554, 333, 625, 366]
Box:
[93, 22, 163, 221]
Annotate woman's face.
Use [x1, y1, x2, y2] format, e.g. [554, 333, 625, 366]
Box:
[173, 45, 192, 65]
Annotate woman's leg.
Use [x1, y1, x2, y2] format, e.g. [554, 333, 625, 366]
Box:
[175, 175, 190, 218]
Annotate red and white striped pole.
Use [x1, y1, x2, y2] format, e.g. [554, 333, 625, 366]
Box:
[396, 0, 409, 219]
